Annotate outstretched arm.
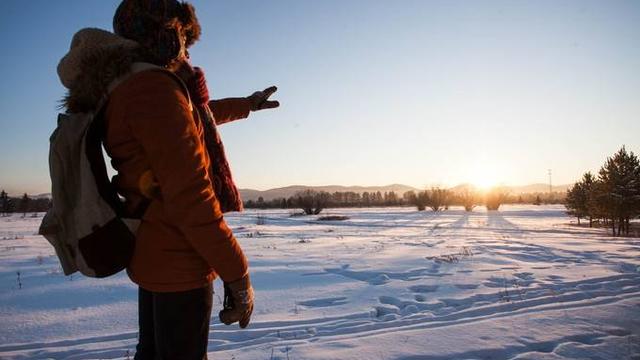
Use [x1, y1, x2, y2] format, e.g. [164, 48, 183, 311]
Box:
[208, 97, 252, 125]
[209, 86, 279, 125]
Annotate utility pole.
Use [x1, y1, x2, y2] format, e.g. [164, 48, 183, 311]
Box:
[548, 169, 553, 199]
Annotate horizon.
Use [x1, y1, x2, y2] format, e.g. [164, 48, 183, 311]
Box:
[1, 181, 573, 197]
[1, 0, 639, 195]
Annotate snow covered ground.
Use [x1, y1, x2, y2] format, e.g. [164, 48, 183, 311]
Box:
[0, 205, 639, 360]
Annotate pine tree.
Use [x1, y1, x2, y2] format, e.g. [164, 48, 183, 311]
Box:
[533, 195, 542, 206]
[596, 146, 640, 236]
[580, 172, 597, 227]
[0, 190, 7, 217]
[407, 190, 428, 211]
[19, 193, 30, 217]
[565, 172, 596, 225]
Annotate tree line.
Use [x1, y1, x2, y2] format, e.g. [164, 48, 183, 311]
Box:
[565, 146, 640, 237]
[0, 191, 51, 217]
[244, 188, 565, 213]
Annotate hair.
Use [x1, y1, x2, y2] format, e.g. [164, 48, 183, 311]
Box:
[113, 0, 201, 66]
[176, 2, 201, 48]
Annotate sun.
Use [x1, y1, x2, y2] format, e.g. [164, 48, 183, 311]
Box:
[468, 163, 502, 191]
[473, 172, 499, 191]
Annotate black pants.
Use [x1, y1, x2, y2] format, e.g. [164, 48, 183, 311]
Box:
[134, 283, 213, 360]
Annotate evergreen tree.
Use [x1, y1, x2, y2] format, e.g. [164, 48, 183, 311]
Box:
[580, 172, 597, 227]
[407, 190, 427, 211]
[385, 191, 399, 206]
[566, 172, 595, 225]
[362, 192, 371, 207]
[19, 193, 30, 217]
[0, 190, 7, 217]
[596, 146, 640, 236]
[533, 195, 542, 206]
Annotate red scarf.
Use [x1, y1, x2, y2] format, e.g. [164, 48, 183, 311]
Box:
[186, 67, 243, 213]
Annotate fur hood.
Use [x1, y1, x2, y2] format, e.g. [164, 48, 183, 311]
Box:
[58, 28, 145, 113]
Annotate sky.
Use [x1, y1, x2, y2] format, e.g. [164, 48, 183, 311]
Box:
[0, 0, 639, 195]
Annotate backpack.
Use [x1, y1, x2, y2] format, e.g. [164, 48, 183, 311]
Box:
[39, 63, 180, 278]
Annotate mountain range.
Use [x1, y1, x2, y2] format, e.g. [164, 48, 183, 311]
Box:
[13, 183, 571, 200]
[239, 183, 571, 201]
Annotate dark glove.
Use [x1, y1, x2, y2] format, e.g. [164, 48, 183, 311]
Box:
[219, 274, 254, 328]
[248, 86, 280, 111]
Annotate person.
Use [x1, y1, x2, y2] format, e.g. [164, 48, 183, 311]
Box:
[56, 0, 279, 358]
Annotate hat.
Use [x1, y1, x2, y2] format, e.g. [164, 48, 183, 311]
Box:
[113, 0, 201, 64]
[57, 28, 138, 89]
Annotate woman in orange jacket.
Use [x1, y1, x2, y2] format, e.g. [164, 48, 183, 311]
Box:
[58, 1, 278, 358]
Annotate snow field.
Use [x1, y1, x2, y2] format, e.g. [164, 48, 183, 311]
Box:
[0, 205, 639, 359]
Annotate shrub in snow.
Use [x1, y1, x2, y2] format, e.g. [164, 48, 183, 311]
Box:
[406, 190, 427, 211]
[426, 187, 450, 212]
[454, 187, 478, 212]
[295, 190, 330, 215]
[485, 187, 508, 211]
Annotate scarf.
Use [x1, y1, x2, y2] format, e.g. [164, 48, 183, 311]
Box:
[185, 67, 243, 213]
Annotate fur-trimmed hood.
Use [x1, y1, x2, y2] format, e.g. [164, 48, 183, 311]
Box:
[58, 28, 145, 113]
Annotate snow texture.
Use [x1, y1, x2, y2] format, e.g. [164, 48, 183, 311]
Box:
[0, 205, 639, 359]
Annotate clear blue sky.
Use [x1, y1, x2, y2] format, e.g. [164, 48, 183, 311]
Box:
[1, 0, 639, 195]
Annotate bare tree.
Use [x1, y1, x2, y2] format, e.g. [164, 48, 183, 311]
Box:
[485, 187, 508, 211]
[407, 190, 428, 211]
[427, 187, 450, 212]
[295, 190, 330, 215]
[457, 188, 478, 212]
[19, 193, 30, 218]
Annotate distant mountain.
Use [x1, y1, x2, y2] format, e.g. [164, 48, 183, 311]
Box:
[239, 183, 572, 201]
[239, 184, 419, 201]
[509, 183, 571, 194]
[450, 183, 571, 194]
[12, 184, 571, 202]
[31, 193, 52, 199]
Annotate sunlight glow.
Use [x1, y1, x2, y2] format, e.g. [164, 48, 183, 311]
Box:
[472, 173, 500, 190]
[468, 161, 503, 191]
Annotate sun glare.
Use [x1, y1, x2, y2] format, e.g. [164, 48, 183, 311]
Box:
[473, 174, 499, 190]
[469, 162, 502, 191]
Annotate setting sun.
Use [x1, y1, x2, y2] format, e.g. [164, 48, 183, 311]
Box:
[473, 174, 500, 190]
[468, 161, 503, 191]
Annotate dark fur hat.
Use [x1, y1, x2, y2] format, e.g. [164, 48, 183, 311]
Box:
[113, 0, 201, 65]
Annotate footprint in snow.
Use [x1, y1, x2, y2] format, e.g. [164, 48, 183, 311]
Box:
[297, 297, 348, 308]
[513, 272, 534, 280]
[545, 275, 564, 283]
[454, 283, 480, 290]
[409, 284, 439, 293]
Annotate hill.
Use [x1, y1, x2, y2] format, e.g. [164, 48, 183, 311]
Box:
[239, 183, 571, 201]
[239, 184, 418, 201]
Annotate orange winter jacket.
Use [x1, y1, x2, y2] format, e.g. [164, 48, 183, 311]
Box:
[103, 69, 251, 292]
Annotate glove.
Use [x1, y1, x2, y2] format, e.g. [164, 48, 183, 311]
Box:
[219, 274, 254, 328]
[248, 86, 280, 111]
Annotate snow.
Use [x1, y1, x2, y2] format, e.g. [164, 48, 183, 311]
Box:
[0, 205, 639, 359]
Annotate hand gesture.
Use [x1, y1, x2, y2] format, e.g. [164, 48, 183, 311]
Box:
[248, 86, 280, 111]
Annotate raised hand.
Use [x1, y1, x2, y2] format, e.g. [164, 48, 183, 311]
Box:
[248, 86, 280, 111]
